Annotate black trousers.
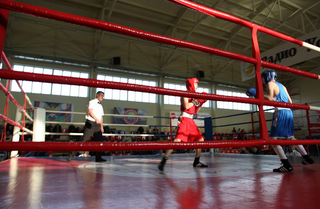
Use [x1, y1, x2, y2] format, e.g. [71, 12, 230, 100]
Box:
[70, 120, 104, 158]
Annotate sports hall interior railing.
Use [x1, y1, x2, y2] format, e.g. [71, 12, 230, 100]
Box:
[0, 0, 320, 152]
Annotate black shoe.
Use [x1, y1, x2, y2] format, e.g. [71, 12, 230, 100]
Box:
[158, 157, 167, 172]
[193, 162, 208, 168]
[158, 164, 164, 172]
[95, 158, 107, 162]
[273, 165, 293, 172]
[66, 154, 74, 163]
[273, 159, 293, 172]
[302, 155, 314, 165]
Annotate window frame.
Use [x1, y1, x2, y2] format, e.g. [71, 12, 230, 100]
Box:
[11, 64, 89, 98]
[96, 74, 157, 103]
[216, 89, 252, 111]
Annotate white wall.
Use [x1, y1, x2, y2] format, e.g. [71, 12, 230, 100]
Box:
[1, 58, 318, 138]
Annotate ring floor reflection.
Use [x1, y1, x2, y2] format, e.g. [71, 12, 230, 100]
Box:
[1, 153, 320, 209]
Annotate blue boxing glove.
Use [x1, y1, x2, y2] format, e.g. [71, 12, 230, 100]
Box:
[246, 88, 256, 97]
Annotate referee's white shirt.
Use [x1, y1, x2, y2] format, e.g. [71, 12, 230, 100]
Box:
[85, 98, 104, 122]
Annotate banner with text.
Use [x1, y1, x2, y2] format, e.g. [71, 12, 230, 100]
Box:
[241, 29, 320, 81]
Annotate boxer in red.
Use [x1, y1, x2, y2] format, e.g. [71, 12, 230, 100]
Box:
[158, 78, 208, 172]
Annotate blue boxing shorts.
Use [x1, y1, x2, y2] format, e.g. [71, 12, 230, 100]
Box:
[270, 108, 294, 139]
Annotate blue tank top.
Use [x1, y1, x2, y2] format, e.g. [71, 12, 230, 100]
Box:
[274, 81, 289, 103]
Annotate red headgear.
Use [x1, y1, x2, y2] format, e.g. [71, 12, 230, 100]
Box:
[186, 78, 199, 92]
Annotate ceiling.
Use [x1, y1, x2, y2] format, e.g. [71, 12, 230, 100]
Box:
[3, 0, 320, 89]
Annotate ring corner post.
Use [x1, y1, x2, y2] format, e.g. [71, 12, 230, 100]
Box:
[251, 25, 269, 143]
[33, 107, 46, 142]
[10, 108, 22, 157]
[204, 115, 213, 151]
[204, 116, 213, 153]
[0, 3, 9, 59]
[204, 116, 213, 141]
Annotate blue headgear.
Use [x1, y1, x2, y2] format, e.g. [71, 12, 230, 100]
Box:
[261, 70, 277, 83]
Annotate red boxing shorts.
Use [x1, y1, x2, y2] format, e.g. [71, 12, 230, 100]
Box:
[175, 117, 203, 142]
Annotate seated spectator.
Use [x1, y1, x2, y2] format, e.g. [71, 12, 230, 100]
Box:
[45, 125, 55, 141]
[6, 124, 13, 135]
[0, 124, 4, 135]
[239, 129, 246, 140]
[147, 127, 152, 134]
[155, 136, 168, 155]
[26, 122, 33, 132]
[286, 145, 302, 157]
[78, 151, 91, 157]
[53, 124, 62, 140]
[137, 126, 144, 134]
[152, 126, 159, 141]
[122, 136, 132, 142]
[68, 124, 76, 140]
[46, 124, 52, 132]
[265, 145, 277, 155]
[251, 146, 262, 154]
[239, 147, 249, 154]
[103, 125, 110, 133]
[152, 126, 159, 134]
[22, 138, 33, 157]
[122, 136, 133, 155]
[5, 131, 12, 142]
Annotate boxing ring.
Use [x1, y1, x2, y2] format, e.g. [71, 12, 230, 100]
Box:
[1, 0, 320, 208]
[1, 0, 320, 152]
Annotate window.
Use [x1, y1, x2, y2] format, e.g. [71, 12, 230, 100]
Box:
[96, 75, 157, 103]
[164, 83, 210, 107]
[216, 90, 251, 111]
[262, 106, 274, 113]
[11, 65, 88, 97]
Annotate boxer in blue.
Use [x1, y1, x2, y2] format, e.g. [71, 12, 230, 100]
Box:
[247, 70, 314, 172]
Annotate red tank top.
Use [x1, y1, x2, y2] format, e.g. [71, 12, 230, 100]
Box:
[180, 98, 196, 114]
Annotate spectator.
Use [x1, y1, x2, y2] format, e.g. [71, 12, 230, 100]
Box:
[231, 127, 237, 140]
[239, 147, 249, 154]
[240, 129, 246, 140]
[45, 125, 55, 141]
[53, 124, 62, 140]
[6, 124, 13, 135]
[137, 126, 144, 134]
[22, 138, 33, 157]
[68, 124, 76, 140]
[103, 126, 110, 133]
[152, 126, 159, 134]
[286, 145, 302, 157]
[251, 146, 262, 154]
[26, 122, 33, 130]
[5, 131, 12, 141]
[264, 145, 277, 155]
[0, 124, 3, 136]
[122, 136, 133, 155]
[152, 126, 159, 141]
[45, 124, 53, 132]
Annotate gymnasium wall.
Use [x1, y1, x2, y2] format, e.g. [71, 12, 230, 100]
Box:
[1, 58, 316, 137]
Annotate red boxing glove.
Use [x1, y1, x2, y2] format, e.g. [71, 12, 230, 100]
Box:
[192, 98, 201, 107]
[198, 92, 208, 106]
